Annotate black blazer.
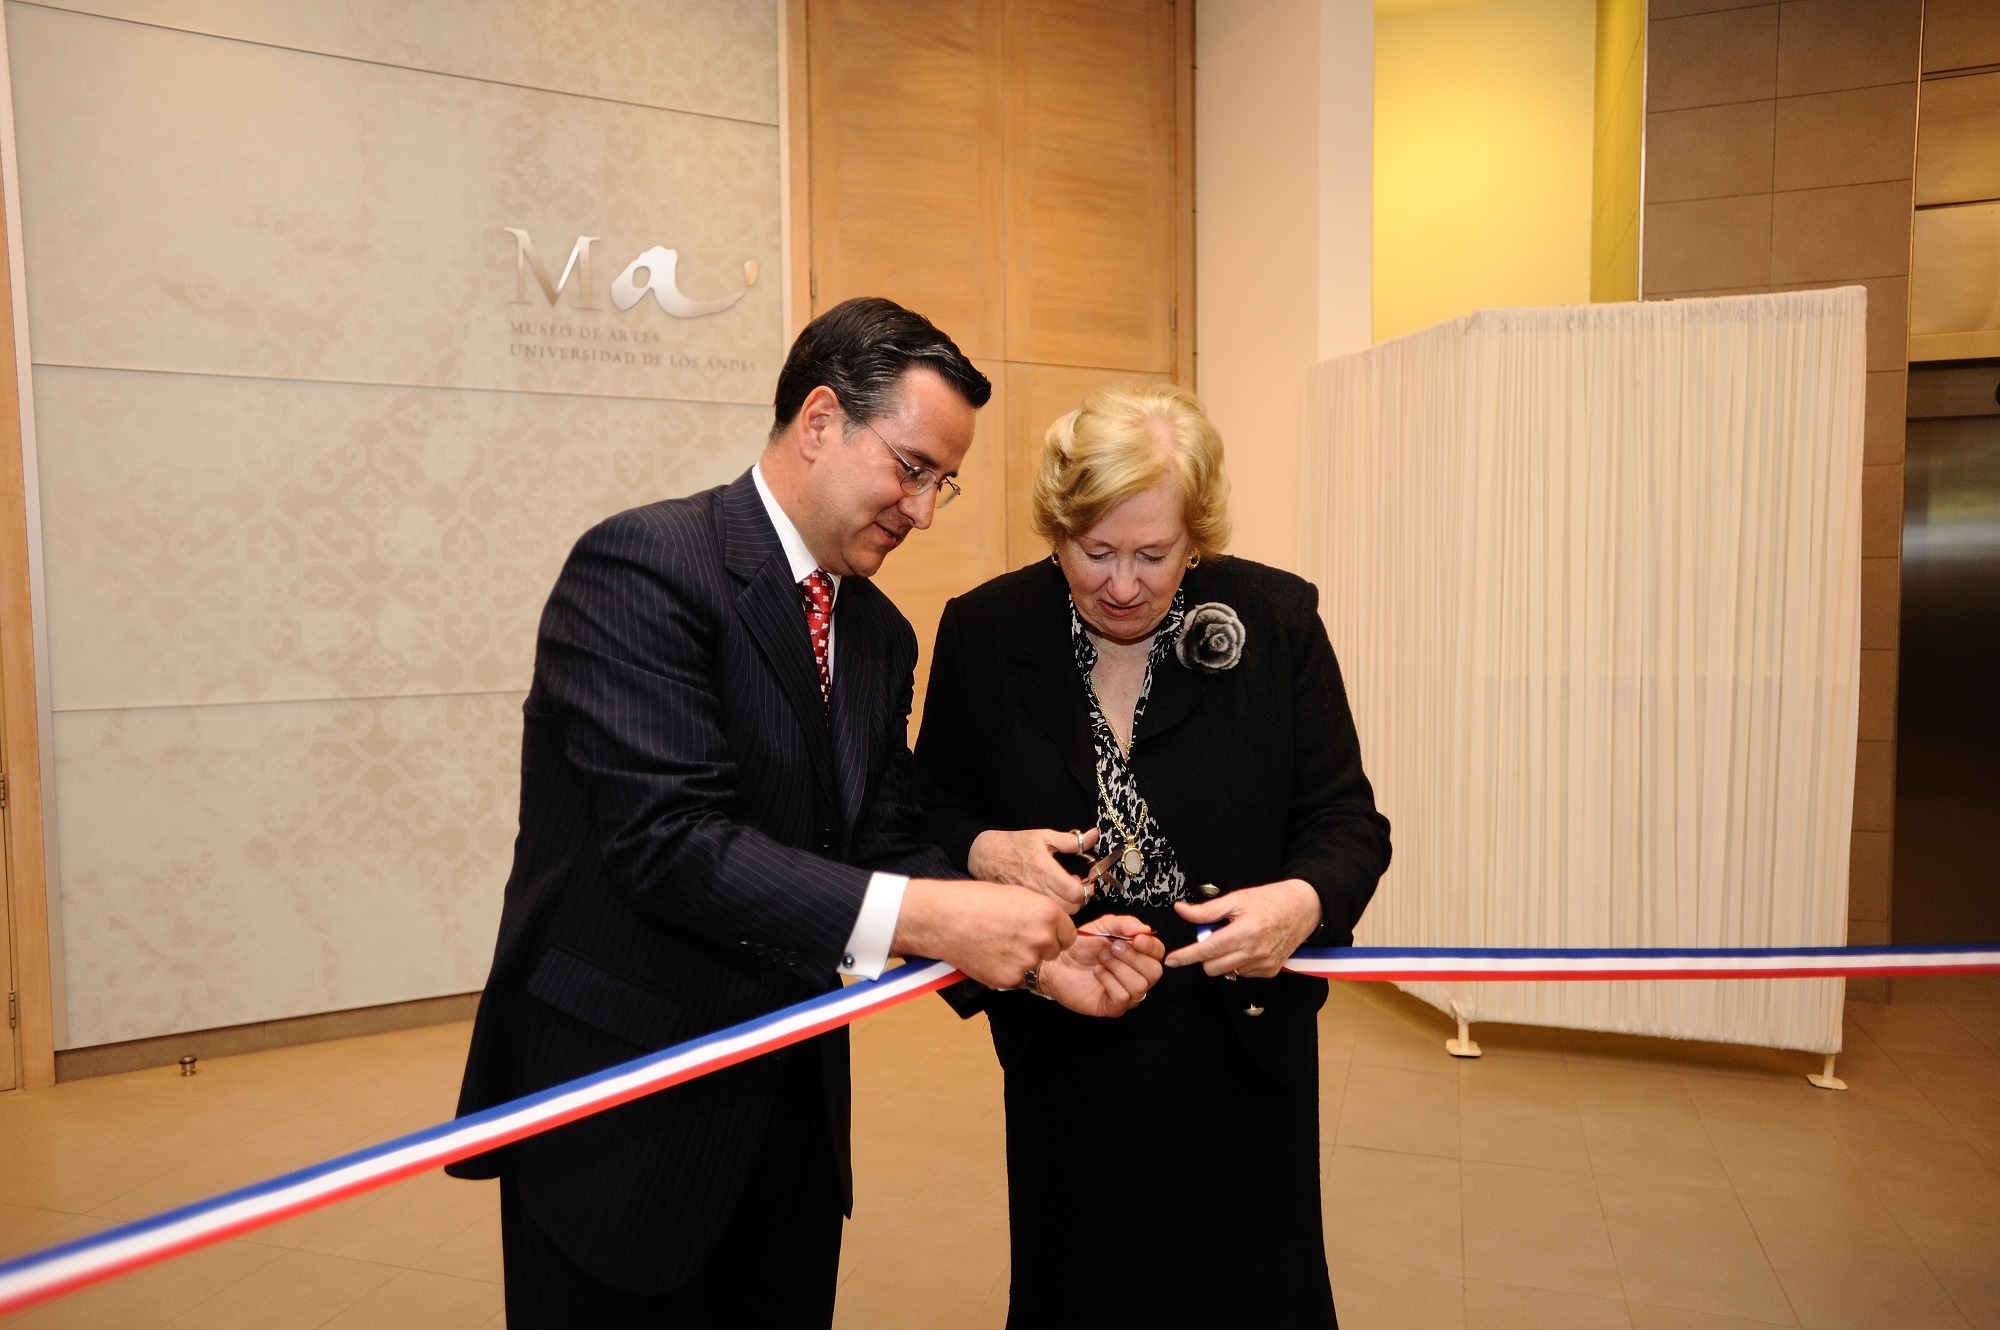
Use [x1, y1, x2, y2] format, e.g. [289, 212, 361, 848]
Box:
[914, 557, 1391, 1083]
[447, 470, 951, 1291]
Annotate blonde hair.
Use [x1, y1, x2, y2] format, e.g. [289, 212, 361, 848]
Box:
[1031, 383, 1231, 558]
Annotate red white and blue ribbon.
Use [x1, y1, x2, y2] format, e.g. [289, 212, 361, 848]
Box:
[0, 958, 961, 1317]
[2, 941, 1997, 1317]
[1285, 942, 2000, 982]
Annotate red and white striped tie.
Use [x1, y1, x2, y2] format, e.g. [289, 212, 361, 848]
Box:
[799, 569, 834, 708]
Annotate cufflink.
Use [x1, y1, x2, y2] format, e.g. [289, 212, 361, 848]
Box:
[843, 953, 856, 968]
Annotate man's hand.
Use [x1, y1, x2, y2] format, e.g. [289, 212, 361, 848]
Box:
[967, 827, 1102, 913]
[1034, 915, 1166, 1017]
[1164, 880, 1321, 978]
[893, 878, 1076, 990]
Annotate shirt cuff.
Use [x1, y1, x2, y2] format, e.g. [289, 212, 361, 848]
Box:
[838, 872, 908, 979]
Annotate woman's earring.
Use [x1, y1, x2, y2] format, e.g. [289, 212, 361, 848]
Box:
[1186, 551, 1201, 569]
[1050, 552, 1061, 566]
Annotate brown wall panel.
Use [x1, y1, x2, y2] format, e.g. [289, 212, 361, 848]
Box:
[806, 0, 1007, 358]
[1920, 0, 2000, 74]
[1002, 0, 1178, 372]
[1774, 0, 1922, 99]
[1864, 370, 1907, 465]
[1646, 6, 1779, 111]
[1646, 102, 1776, 203]
[1773, 83, 1918, 192]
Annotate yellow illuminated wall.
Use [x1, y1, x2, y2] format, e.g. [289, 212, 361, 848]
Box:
[1373, 0, 1596, 343]
[1592, 0, 1645, 301]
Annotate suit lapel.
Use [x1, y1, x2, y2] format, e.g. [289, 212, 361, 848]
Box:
[828, 581, 890, 837]
[1012, 564, 1098, 798]
[1132, 568, 1213, 749]
[1133, 648, 1207, 748]
[720, 473, 838, 806]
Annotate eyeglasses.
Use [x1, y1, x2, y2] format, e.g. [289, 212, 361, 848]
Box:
[852, 414, 961, 509]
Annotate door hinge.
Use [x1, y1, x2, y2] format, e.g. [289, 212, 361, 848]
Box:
[0, 772, 8, 807]
[810, 271, 819, 300]
[7, 992, 16, 1030]
[1169, 303, 1177, 331]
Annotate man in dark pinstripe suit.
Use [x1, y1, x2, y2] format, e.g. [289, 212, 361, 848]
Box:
[448, 298, 1163, 1328]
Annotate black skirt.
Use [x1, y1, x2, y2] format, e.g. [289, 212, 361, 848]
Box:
[990, 965, 1337, 1330]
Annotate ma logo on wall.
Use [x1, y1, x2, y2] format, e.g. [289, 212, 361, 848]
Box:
[505, 229, 758, 316]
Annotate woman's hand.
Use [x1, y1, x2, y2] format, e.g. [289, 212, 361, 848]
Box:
[968, 827, 1103, 914]
[1164, 880, 1321, 978]
[1034, 915, 1165, 1017]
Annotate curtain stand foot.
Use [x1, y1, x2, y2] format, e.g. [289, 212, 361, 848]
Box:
[1446, 1003, 1482, 1058]
[1807, 1053, 1847, 1090]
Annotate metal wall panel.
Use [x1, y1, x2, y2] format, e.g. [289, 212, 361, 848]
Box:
[1916, 70, 2000, 207]
[1895, 362, 2000, 944]
[1909, 202, 2000, 360]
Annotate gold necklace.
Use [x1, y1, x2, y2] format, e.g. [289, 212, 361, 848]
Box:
[1094, 767, 1149, 881]
[1086, 674, 1131, 756]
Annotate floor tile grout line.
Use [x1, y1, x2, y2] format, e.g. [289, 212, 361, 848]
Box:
[1858, 1001, 2000, 1179]
[160, 1240, 408, 1330]
[1881, 1200, 1993, 1329]
[1684, 1071, 1806, 1329]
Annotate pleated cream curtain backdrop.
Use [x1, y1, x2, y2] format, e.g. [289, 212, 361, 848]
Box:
[1301, 289, 1868, 1053]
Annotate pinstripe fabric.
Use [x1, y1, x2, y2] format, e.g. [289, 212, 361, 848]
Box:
[446, 470, 952, 1295]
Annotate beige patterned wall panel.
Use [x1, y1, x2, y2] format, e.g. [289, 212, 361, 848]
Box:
[35, 367, 765, 712]
[8, 0, 784, 1045]
[54, 693, 525, 1047]
[8, 3, 783, 404]
[25, 0, 779, 123]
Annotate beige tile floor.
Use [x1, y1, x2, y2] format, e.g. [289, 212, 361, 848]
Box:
[2, 978, 1997, 1328]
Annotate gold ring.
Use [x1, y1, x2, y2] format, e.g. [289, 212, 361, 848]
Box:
[1073, 829, 1085, 855]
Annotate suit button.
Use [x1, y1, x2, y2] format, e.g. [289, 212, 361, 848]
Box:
[752, 943, 768, 957]
[1199, 883, 1221, 898]
[785, 951, 800, 966]
[1244, 1004, 1265, 1016]
[818, 826, 835, 851]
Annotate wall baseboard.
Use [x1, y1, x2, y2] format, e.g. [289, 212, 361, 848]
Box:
[53, 992, 481, 1082]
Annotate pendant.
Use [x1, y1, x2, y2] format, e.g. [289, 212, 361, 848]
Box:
[1120, 844, 1146, 878]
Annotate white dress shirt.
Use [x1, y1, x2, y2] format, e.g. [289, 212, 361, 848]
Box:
[751, 464, 908, 979]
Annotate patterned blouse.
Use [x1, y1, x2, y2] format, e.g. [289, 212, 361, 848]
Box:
[1069, 591, 1190, 908]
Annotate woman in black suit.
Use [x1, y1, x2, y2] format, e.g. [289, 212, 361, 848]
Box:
[914, 383, 1391, 1329]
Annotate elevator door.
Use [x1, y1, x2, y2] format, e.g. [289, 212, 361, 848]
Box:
[1894, 363, 2000, 945]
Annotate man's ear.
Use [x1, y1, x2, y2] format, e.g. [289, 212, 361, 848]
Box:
[796, 385, 842, 461]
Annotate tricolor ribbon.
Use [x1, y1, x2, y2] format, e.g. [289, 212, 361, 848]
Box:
[1285, 942, 2000, 982]
[2, 942, 1996, 1317]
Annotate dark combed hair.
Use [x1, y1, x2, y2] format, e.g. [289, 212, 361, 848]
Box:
[770, 296, 992, 439]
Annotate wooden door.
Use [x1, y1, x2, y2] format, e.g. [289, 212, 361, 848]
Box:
[1002, 0, 1180, 373]
[0, 695, 15, 1091]
[806, 0, 1008, 358]
[801, 0, 1189, 731]
[0, 147, 49, 1090]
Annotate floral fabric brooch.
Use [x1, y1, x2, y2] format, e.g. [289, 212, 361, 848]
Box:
[1175, 602, 1245, 673]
